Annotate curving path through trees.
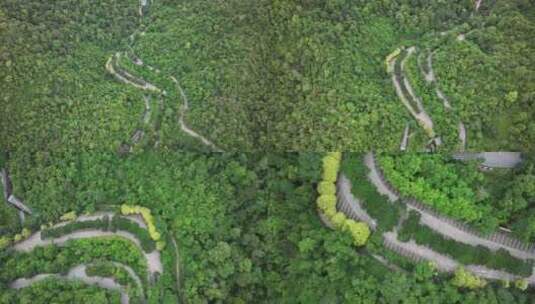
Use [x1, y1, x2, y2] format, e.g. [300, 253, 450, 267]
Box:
[12, 213, 163, 277]
[388, 47, 436, 139]
[10, 264, 132, 304]
[170, 76, 224, 152]
[105, 0, 223, 152]
[336, 153, 535, 285]
[364, 152, 535, 259]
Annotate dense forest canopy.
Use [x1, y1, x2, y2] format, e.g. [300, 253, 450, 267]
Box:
[1, 0, 533, 152]
[1, 152, 534, 302]
[1, 0, 534, 302]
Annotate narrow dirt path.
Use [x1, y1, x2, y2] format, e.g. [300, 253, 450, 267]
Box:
[10, 265, 130, 304]
[171, 236, 182, 293]
[458, 122, 467, 151]
[475, 0, 482, 11]
[170, 76, 224, 152]
[400, 123, 410, 151]
[107, 261, 144, 294]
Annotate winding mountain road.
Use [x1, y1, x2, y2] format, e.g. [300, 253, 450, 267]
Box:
[364, 152, 535, 260]
[388, 47, 436, 139]
[10, 264, 131, 304]
[336, 154, 535, 285]
[170, 76, 224, 152]
[13, 213, 163, 277]
[383, 231, 535, 284]
[452, 152, 523, 168]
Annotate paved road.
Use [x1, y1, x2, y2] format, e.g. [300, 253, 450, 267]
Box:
[452, 152, 523, 168]
[364, 152, 535, 261]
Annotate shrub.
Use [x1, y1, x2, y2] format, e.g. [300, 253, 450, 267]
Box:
[21, 228, 31, 238]
[86, 262, 140, 289]
[120, 204, 163, 246]
[60, 211, 77, 222]
[41, 217, 109, 239]
[514, 279, 528, 291]
[451, 267, 487, 289]
[0, 236, 11, 249]
[331, 212, 347, 229]
[322, 153, 341, 183]
[316, 195, 336, 212]
[317, 152, 370, 247]
[317, 181, 336, 195]
[343, 221, 371, 246]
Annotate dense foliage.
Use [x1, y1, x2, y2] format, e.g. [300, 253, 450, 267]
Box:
[0, 278, 121, 304]
[432, 1, 535, 151]
[2, 0, 533, 151]
[379, 153, 491, 225]
[40, 215, 157, 252]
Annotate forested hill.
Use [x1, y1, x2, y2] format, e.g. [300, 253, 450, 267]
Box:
[1, 0, 534, 152]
